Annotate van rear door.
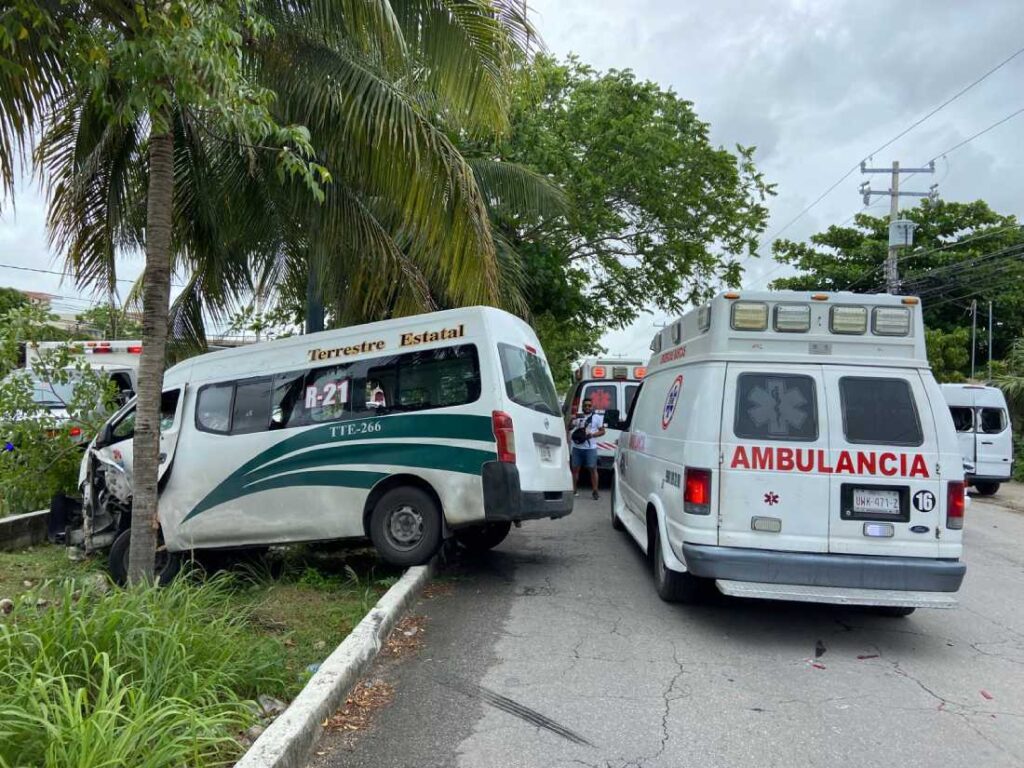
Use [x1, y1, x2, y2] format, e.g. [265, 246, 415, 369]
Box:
[496, 343, 567, 492]
[822, 370, 940, 557]
[976, 400, 1012, 479]
[718, 364, 831, 553]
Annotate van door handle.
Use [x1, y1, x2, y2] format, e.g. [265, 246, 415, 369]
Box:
[981, 441, 994, 445]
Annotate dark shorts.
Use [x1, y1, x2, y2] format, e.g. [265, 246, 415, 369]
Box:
[571, 447, 598, 469]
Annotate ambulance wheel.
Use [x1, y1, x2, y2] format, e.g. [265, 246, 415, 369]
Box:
[652, 529, 701, 603]
[108, 529, 181, 587]
[974, 481, 1000, 496]
[610, 483, 624, 531]
[454, 522, 512, 552]
[874, 606, 916, 618]
[370, 487, 443, 567]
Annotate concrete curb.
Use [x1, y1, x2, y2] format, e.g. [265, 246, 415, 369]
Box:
[235, 559, 435, 768]
[0, 510, 50, 551]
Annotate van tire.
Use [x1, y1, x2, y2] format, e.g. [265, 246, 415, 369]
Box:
[610, 483, 624, 531]
[454, 522, 512, 552]
[974, 481, 1000, 496]
[652, 528, 702, 603]
[874, 606, 916, 618]
[108, 529, 181, 587]
[369, 486, 443, 567]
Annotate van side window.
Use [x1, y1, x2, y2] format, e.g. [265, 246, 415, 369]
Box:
[980, 407, 1007, 434]
[839, 377, 922, 446]
[232, 378, 273, 434]
[734, 373, 817, 441]
[949, 406, 973, 433]
[196, 384, 234, 434]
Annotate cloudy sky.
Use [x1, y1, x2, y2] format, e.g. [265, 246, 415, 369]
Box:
[1, 0, 1023, 354]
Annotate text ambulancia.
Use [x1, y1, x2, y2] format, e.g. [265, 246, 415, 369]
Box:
[611, 291, 966, 613]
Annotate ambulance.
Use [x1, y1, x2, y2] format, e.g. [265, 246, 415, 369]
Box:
[69, 307, 572, 579]
[611, 291, 966, 614]
[941, 383, 1013, 496]
[562, 357, 647, 470]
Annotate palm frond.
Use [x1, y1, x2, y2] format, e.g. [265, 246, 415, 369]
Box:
[467, 156, 567, 219]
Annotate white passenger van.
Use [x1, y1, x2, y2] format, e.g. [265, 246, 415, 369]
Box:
[562, 357, 646, 470]
[941, 383, 1013, 496]
[611, 291, 966, 614]
[72, 308, 572, 578]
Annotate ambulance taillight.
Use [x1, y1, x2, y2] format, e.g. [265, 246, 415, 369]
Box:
[492, 411, 516, 463]
[684, 468, 712, 515]
[946, 481, 965, 530]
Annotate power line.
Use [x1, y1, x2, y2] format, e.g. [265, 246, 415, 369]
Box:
[0, 261, 187, 289]
[745, 43, 1024, 289]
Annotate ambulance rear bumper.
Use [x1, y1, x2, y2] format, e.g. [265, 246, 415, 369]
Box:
[681, 544, 965, 593]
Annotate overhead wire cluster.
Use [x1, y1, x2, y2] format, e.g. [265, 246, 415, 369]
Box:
[748, 42, 1024, 290]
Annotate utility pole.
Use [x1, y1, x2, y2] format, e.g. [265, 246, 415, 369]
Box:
[988, 301, 993, 380]
[971, 299, 977, 379]
[859, 160, 939, 293]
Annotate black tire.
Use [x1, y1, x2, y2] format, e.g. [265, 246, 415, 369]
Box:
[108, 529, 182, 587]
[874, 606, 916, 618]
[652, 526, 702, 603]
[610, 481, 624, 531]
[369, 486, 443, 567]
[974, 481, 1000, 496]
[454, 521, 512, 552]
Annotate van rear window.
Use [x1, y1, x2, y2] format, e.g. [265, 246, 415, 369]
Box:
[583, 384, 617, 412]
[498, 344, 560, 416]
[980, 407, 1007, 434]
[950, 406, 973, 432]
[734, 373, 817, 441]
[840, 377, 922, 446]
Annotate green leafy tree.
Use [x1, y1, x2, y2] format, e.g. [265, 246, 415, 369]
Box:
[0, 287, 27, 316]
[925, 328, 970, 383]
[74, 304, 143, 339]
[772, 199, 1024, 375]
[0, 304, 119, 516]
[473, 55, 774, 367]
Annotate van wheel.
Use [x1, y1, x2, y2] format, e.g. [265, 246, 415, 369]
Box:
[974, 481, 1000, 496]
[108, 529, 181, 587]
[874, 606, 916, 618]
[610, 483, 624, 531]
[370, 486, 443, 567]
[652, 528, 702, 603]
[454, 522, 512, 552]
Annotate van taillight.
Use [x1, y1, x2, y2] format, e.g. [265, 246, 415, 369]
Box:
[684, 468, 711, 515]
[492, 410, 516, 463]
[570, 397, 580, 416]
[946, 481, 965, 530]
[69, 427, 82, 438]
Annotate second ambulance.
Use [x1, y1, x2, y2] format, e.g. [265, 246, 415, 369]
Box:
[612, 291, 966, 614]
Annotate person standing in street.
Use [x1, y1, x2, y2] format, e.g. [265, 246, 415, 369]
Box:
[569, 398, 605, 500]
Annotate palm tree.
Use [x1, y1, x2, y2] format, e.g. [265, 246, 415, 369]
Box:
[2, 1, 539, 580]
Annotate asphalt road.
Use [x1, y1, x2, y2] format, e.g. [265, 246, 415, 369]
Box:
[310, 491, 1024, 768]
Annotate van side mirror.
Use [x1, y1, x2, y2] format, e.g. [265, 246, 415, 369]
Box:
[118, 389, 135, 406]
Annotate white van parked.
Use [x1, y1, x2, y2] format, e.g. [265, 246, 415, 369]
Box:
[941, 383, 1013, 496]
[70, 308, 572, 578]
[611, 291, 966, 614]
[561, 357, 646, 470]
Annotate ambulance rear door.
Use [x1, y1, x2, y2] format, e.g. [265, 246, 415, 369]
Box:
[718, 364, 831, 553]
[822, 368, 941, 557]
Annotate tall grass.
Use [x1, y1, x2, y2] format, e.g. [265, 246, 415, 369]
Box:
[0, 576, 286, 767]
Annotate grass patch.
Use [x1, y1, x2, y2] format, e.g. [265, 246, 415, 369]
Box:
[0, 544, 401, 767]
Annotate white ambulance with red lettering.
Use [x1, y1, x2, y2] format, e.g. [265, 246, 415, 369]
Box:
[611, 291, 966, 615]
[562, 358, 646, 470]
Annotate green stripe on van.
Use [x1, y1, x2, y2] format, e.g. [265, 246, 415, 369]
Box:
[183, 413, 495, 523]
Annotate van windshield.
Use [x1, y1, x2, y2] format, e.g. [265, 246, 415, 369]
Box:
[498, 344, 560, 416]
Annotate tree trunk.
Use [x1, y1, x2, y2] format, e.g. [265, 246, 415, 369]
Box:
[126, 118, 175, 584]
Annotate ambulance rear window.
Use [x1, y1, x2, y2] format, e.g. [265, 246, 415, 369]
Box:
[734, 374, 817, 441]
[950, 407, 973, 432]
[839, 377, 922, 446]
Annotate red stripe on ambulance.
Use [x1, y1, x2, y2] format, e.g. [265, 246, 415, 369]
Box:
[730, 446, 930, 478]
